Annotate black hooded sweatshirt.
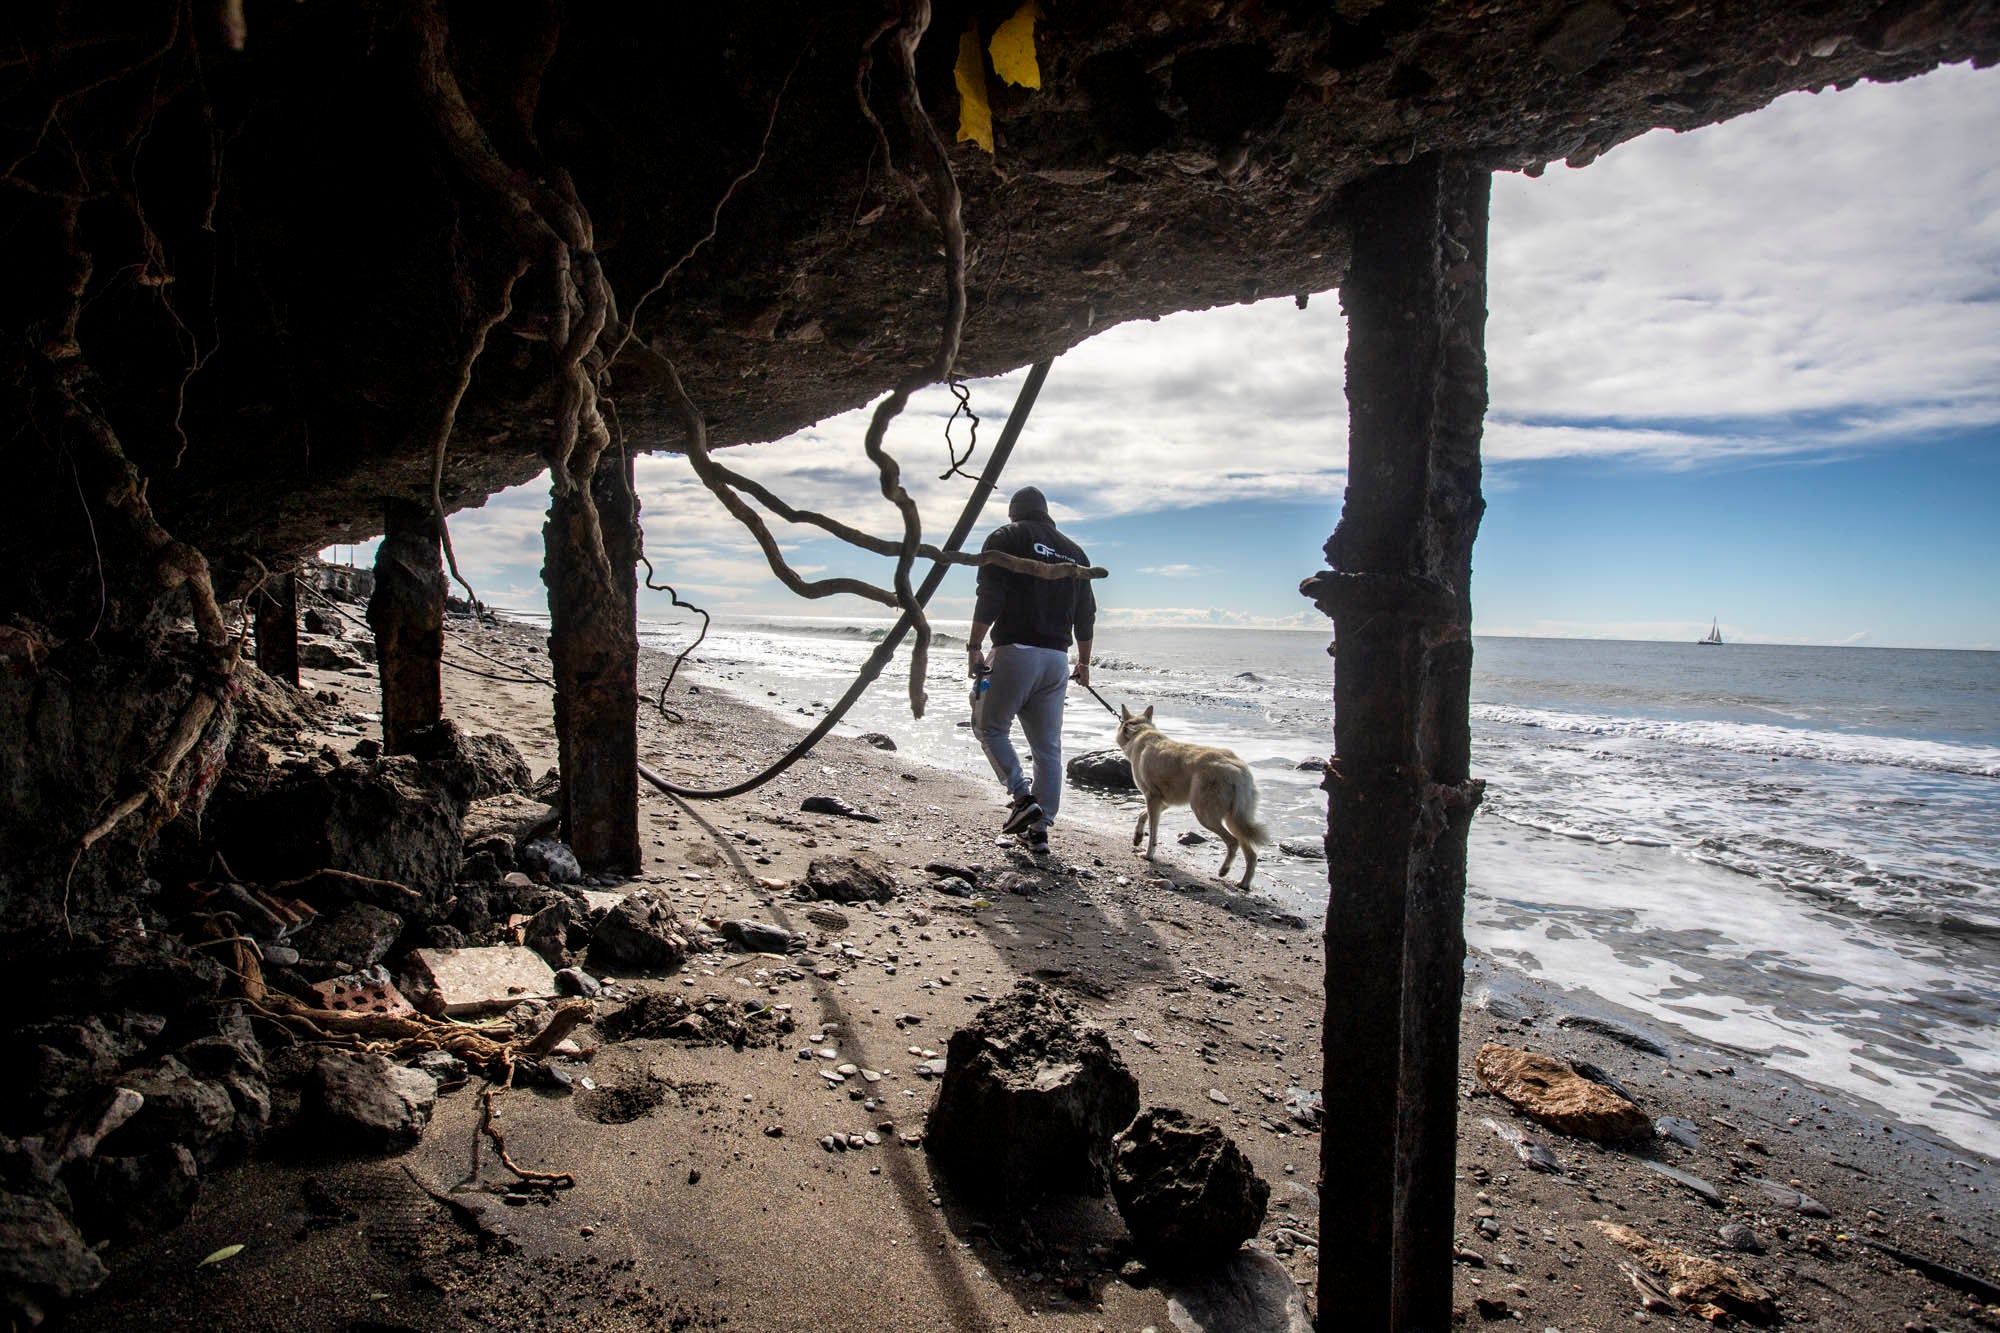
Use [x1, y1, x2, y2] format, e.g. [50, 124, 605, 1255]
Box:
[972, 509, 1095, 651]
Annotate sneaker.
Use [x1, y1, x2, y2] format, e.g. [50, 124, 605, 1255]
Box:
[1023, 826, 1050, 856]
[1000, 793, 1044, 836]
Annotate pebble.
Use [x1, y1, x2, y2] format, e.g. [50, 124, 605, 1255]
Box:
[1718, 1222, 1765, 1253]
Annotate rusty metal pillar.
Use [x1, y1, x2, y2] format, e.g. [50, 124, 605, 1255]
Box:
[544, 449, 640, 875]
[1301, 154, 1489, 1332]
[254, 571, 300, 686]
[367, 498, 446, 754]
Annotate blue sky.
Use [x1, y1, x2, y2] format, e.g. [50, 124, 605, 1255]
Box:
[330, 64, 2000, 649]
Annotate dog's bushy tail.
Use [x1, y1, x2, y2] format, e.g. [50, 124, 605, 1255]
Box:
[1232, 780, 1272, 846]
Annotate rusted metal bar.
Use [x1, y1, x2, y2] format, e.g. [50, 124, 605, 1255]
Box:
[1305, 154, 1490, 1332]
[545, 448, 641, 874]
[368, 498, 446, 753]
[254, 570, 299, 686]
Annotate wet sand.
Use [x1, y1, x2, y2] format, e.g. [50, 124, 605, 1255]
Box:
[64, 617, 2000, 1332]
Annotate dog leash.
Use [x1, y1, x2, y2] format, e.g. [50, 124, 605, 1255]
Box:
[1072, 673, 1120, 717]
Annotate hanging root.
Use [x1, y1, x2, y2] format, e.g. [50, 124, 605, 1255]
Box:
[46, 200, 239, 874]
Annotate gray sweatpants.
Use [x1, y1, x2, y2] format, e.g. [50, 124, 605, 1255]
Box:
[974, 643, 1070, 827]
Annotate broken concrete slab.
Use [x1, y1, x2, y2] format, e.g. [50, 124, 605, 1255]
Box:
[1474, 1043, 1652, 1142]
[402, 945, 557, 1016]
[803, 852, 897, 903]
[586, 891, 689, 974]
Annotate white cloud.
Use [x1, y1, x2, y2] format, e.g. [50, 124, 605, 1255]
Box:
[388, 64, 1999, 625]
[1137, 563, 1208, 577]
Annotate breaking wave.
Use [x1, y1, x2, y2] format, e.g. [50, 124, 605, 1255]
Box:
[1472, 704, 2000, 778]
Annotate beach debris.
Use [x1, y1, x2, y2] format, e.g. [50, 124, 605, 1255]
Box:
[1474, 1043, 1652, 1141]
[799, 795, 881, 823]
[1178, 830, 1209, 845]
[303, 1049, 438, 1149]
[1655, 1114, 1703, 1149]
[1854, 1237, 2000, 1305]
[309, 965, 419, 1019]
[596, 991, 792, 1047]
[1479, 1116, 1562, 1173]
[553, 966, 602, 997]
[586, 891, 690, 974]
[720, 919, 796, 953]
[461, 793, 560, 864]
[1570, 1058, 1646, 1109]
[403, 945, 558, 1016]
[1277, 837, 1326, 860]
[1112, 1106, 1270, 1268]
[856, 732, 897, 750]
[520, 837, 585, 885]
[1593, 1221, 1778, 1324]
[931, 876, 976, 898]
[1283, 1085, 1323, 1129]
[1744, 1176, 1832, 1217]
[399, 721, 534, 801]
[803, 853, 898, 903]
[1064, 749, 1135, 791]
[925, 982, 1139, 1202]
[1556, 1012, 1672, 1057]
[803, 905, 850, 932]
[1717, 1222, 1765, 1253]
[1646, 1160, 1722, 1204]
[1468, 984, 1534, 1023]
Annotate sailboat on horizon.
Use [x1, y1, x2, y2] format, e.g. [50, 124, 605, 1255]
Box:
[1699, 617, 1724, 646]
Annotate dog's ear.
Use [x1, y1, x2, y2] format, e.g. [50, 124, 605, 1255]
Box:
[1119, 704, 1130, 720]
[1142, 705, 1154, 721]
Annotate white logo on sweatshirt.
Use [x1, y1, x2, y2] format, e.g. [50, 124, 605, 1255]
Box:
[1032, 541, 1077, 563]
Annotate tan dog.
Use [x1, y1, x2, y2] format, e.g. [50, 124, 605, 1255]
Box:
[1116, 704, 1271, 888]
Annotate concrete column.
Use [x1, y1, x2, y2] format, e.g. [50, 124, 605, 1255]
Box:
[544, 449, 640, 875]
[1301, 155, 1490, 1332]
[254, 571, 299, 686]
[367, 498, 445, 754]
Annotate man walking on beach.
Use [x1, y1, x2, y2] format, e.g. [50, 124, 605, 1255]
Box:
[967, 486, 1095, 855]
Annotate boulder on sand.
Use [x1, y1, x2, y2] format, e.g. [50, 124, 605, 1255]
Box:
[804, 852, 897, 904]
[1475, 1043, 1652, 1141]
[1111, 1106, 1270, 1268]
[587, 890, 689, 974]
[1066, 749, 1135, 791]
[925, 982, 1139, 1202]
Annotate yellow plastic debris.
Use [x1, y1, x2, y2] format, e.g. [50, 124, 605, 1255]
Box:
[954, 25, 995, 154]
[989, 1, 1042, 89]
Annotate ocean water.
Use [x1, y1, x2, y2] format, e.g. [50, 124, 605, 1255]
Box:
[637, 616, 2000, 1158]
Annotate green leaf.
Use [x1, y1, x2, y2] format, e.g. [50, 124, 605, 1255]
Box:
[197, 1244, 245, 1268]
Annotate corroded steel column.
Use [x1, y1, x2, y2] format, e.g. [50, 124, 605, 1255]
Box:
[367, 499, 445, 753]
[1301, 155, 1489, 1332]
[544, 449, 640, 875]
[254, 571, 299, 686]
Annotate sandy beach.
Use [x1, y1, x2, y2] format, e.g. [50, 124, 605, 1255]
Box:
[62, 615, 2000, 1333]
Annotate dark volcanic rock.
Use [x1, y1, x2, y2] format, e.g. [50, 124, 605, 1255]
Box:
[304, 1050, 437, 1150]
[521, 837, 585, 885]
[720, 919, 796, 953]
[524, 902, 573, 969]
[1112, 1107, 1270, 1268]
[1066, 749, 1136, 790]
[800, 795, 881, 823]
[0, 1191, 108, 1326]
[291, 902, 404, 970]
[804, 853, 898, 903]
[402, 720, 534, 800]
[66, 1145, 201, 1244]
[925, 982, 1140, 1202]
[105, 1056, 237, 1167]
[587, 891, 689, 974]
[855, 732, 897, 751]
